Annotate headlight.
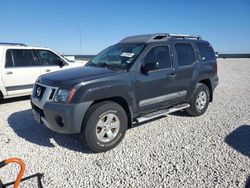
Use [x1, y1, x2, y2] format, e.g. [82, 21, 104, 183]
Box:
[54, 88, 76, 103]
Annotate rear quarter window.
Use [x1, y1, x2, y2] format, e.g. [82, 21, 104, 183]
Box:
[197, 42, 216, 61]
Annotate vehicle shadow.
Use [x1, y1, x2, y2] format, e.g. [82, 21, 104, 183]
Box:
[225, 125, 250, 158]
[246, 176, 250, 188]
[7, 109, 92, 153]
[0, 96, 30, 104]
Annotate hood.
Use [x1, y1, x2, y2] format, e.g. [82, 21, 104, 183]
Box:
[39, 66, 120, 88]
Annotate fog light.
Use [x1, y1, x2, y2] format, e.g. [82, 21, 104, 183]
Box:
[55, 116, 64, 127]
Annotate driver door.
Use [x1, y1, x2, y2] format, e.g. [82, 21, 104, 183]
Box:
[135, 45, 177, 113]
[35, 50, 64, 74]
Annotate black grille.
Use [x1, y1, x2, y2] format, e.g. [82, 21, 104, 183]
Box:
[49, 89, 56, 100]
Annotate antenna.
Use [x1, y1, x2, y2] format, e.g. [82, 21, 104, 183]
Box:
[78, 28, 83, 57]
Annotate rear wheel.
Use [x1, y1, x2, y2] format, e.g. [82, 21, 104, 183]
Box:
[0, 179, 4, 188]
[0, 91, 3, 100]
[186, 83, 210, 116]
[81, 101, 128, 152]
[0, 91, 3, 103]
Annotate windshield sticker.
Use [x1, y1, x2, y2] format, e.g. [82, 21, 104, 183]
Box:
[120, 52, 135, 58]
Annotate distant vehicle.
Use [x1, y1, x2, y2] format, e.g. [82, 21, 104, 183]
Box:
[0, 43, 83, 99]
[63, 55, 76, 62]
[31, 33, 218, 152]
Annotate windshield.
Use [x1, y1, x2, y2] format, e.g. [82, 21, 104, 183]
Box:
[86, 44, 145, 70]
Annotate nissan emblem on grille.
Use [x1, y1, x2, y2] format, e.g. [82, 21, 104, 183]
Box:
[36, 86, 42, 97]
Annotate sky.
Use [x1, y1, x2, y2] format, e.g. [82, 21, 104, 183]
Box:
[0, 0, 249, 55]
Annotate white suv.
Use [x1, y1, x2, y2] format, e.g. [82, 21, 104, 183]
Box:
[0, 43, 83, 99]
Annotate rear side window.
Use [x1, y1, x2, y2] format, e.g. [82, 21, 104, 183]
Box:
[197, 42, 215, 61]
[144, 46, 172, 69]
[175, 43, 196, 67]
[12, 49, 36, 67]
[5, 50, 14, 68]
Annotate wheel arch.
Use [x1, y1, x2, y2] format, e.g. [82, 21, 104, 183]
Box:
[198, 79, 213, 102]
[88, 96, 133, 128]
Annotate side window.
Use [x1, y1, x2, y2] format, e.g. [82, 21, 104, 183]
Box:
[144, 46, 171, 69]
[32, 50, 43, 66]
[175, 43, 196, 67]
[12, 49, 36, 67]
[5, 50, 14, 68]
[37, 50, 61, 66]
[197, 42, 215, 61]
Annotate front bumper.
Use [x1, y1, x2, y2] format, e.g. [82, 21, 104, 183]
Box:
[31, 101, 92, 134]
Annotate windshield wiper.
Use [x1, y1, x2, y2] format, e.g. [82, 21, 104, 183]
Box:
[87, 61, 125, 71]
[99, 62, 110, 68]
[86, 61, 110, 68]
[85, 61, 99, 67]
[97, 62, 120, 71]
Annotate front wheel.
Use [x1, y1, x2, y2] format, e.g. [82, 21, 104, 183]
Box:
[186, 83, 210, 116]
[81, 101, 128, 152]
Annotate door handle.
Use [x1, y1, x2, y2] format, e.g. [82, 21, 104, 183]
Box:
[45, 69, 51, 72]
[169, 73, 176, 79]
[6, 71, 13, 75]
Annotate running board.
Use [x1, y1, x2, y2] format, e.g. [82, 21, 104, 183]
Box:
[135, 103, 190, 123]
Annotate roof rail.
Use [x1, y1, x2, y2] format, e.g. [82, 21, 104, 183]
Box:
[168, 33, 202, 40]
[0, 42, 27, 46]
[119, 33, 202, 43]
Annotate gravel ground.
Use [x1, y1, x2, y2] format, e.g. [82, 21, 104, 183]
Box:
[0, 58, 250, 188]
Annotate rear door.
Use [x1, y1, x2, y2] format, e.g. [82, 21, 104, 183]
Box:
[172, 42, 198, 102]
[2, 49, 42, 96]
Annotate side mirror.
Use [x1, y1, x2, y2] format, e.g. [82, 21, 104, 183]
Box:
[58, 59, 66, 67]
[215, 52, 219, 58]
[141, 62, 159, 73]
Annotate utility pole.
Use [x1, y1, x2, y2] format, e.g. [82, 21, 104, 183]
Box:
[79, 28, 83, 57]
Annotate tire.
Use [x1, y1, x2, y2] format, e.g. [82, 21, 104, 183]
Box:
[186, 83, 210, 116]
[0, 91, 3, 100]
[81, 101, 128, 152]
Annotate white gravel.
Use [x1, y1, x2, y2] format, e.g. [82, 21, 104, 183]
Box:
[0, 58, 250, 188]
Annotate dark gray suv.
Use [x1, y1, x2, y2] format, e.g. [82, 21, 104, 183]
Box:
[31, 33, 218, 152]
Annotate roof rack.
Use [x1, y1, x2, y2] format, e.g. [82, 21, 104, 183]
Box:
[148, 33, 202, 42]
[168, 33, 202, 40]
[0, 42, 27, 46]
[119, 33, 202, 43]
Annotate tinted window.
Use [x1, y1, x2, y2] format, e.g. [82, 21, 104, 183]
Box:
[5, 50, 14, 68]
[197, 42, 215, 61]
[37, 50, 61, 66]
[175, 43, 196, 66]
[12, 49, 36, 67]
[144, 46, 171, 69]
